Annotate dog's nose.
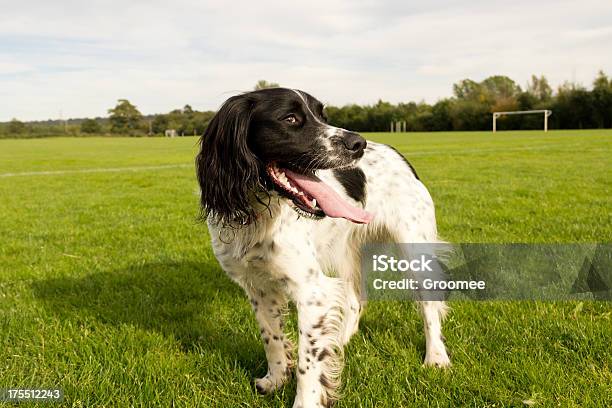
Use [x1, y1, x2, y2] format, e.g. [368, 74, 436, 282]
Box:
[342, 131, 367, 153]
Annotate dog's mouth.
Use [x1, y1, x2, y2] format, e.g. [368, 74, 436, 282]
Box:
[266, 163, 373, 224]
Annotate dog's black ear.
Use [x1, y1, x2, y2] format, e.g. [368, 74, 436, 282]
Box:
[196, 94, 261, 225]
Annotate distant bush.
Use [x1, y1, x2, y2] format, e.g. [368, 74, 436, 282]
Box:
[80, 118, 103, 134]
[7, 119, 27, 134]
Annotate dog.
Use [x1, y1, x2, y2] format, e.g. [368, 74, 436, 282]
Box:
[196, 88, 450, 407]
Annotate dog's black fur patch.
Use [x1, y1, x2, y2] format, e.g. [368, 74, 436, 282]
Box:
[333, 167, 366, 205]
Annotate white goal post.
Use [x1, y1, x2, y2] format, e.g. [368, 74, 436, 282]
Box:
[492, 109, 552, 132]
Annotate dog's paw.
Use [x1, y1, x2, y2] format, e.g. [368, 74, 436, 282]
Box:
[255, 371, 291, 394]
[423, 349, 451, 368]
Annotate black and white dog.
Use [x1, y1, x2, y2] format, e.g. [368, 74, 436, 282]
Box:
[196, 88, 450, 407]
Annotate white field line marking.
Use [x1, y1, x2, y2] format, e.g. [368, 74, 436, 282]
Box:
[0, 163, 192, 178]
[0, 143, 601, 178]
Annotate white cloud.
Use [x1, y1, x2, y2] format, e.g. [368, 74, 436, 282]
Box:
[0, 60, 35, 75]
[1, 0, 611, 120]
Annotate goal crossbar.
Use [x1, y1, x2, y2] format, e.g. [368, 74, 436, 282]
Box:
[492, 109, 552, 132]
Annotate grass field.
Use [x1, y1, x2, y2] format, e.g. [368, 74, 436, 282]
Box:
[0, 130, 611, 407]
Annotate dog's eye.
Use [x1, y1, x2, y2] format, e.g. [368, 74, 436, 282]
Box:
[283, 114, 298, 124]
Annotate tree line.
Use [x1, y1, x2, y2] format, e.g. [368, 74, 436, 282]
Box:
[326, 71, 612, 132]
[0, 101, 216, 139]
[1, 73, 610, 138]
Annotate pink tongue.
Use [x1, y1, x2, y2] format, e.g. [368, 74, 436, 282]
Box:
[284, 169, 374, 224]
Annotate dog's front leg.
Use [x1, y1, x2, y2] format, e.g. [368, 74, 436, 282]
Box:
[420, 300, 451, 367]
[285, 268, 345, 408]
[241, 280, 294, 394]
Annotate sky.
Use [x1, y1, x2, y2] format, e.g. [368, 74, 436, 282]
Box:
[1, 0, 611, 121]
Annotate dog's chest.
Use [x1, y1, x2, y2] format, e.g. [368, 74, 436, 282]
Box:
[212, 205, 346, 280]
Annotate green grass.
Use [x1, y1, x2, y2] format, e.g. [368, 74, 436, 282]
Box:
[0, 130, 611, 407]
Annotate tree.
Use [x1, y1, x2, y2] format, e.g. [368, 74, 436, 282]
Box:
[481, 76, 522, 101]
[7, 119, 26, 134]
[453, 79, 483, 100]
[80, 118, 102, 134]
[107, 99, 143, 135]
[450, 100, 490, 131]
[593, 70, 610, 90]
[554, 83, 594, 129]
[192, 111, 215, 135]
[151, 114, 169, 134]
[591, 70, 612, 128]
[527, 75, 553, 101]
[430, 99, 454, 131]
[254, 80, 280, 90]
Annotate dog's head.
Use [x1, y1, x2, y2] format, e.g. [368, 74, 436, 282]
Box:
[196, 87, 372, 225]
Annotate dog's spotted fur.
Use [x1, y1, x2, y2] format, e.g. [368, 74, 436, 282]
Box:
[196, 88, 450, 408]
